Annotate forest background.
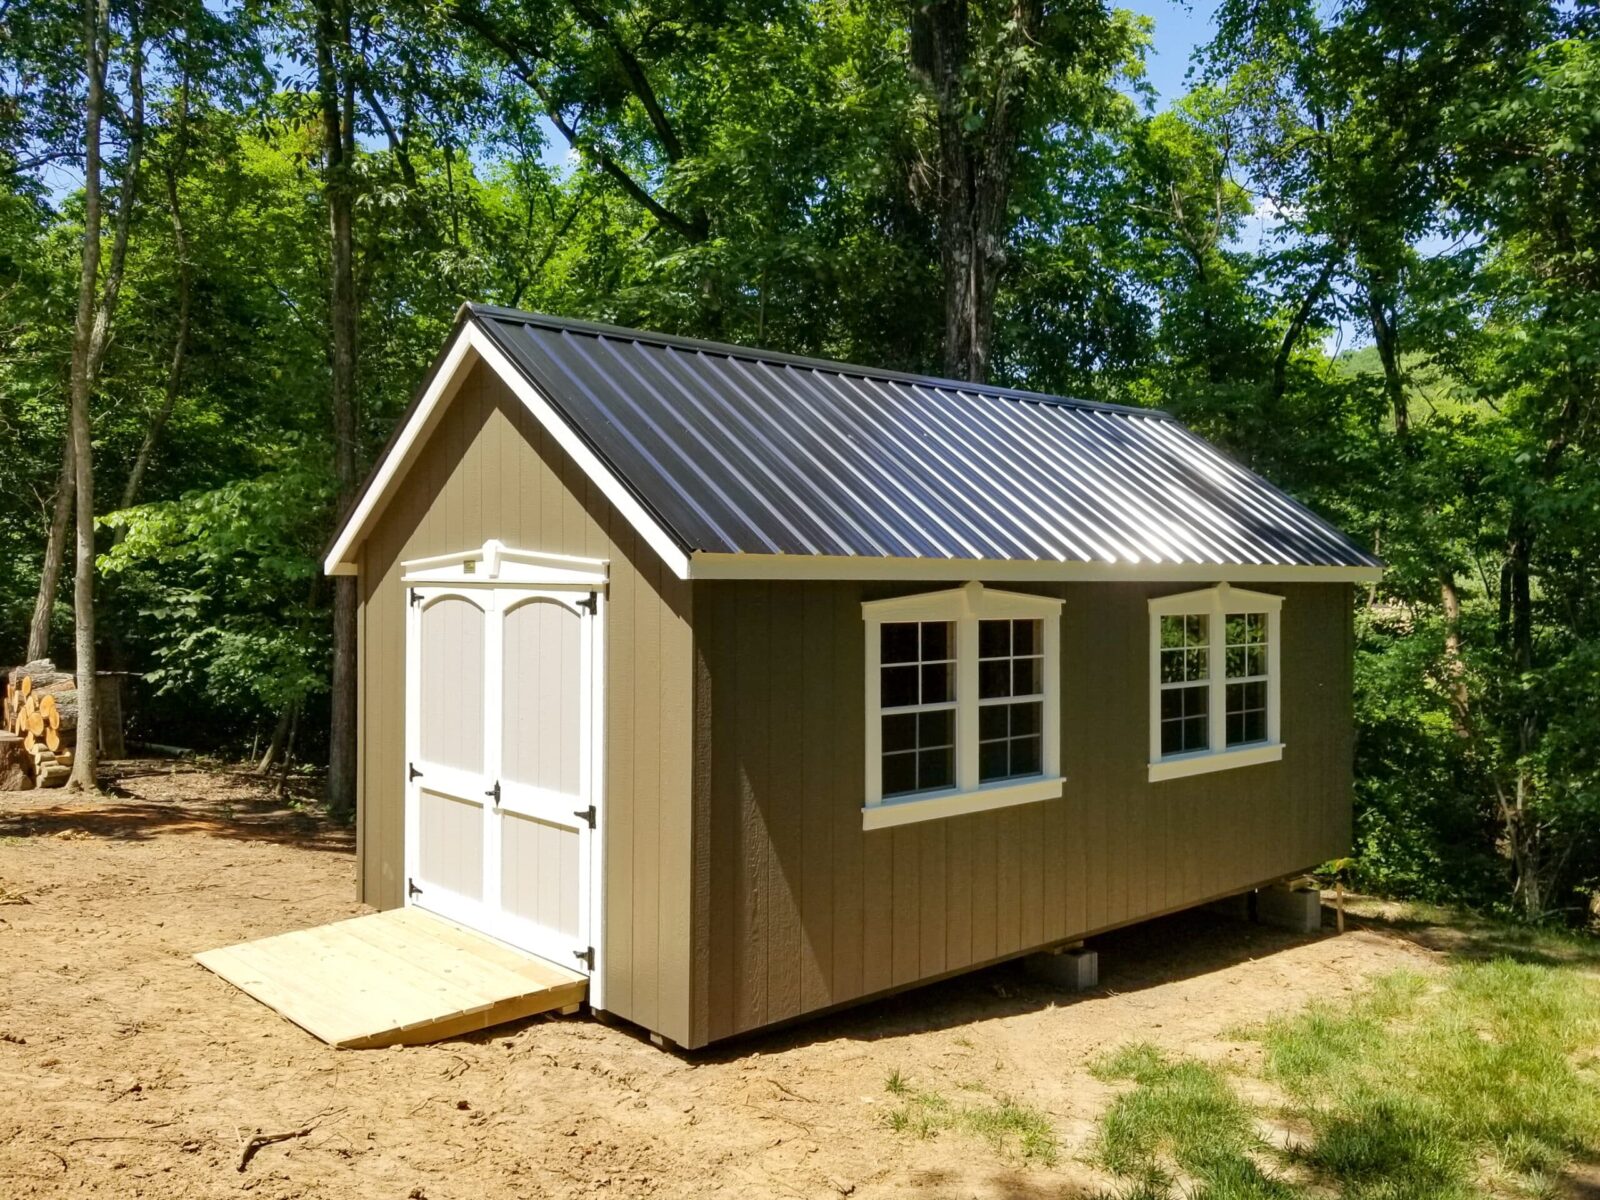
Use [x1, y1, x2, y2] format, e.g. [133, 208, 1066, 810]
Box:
[2, 0, 1595, 922]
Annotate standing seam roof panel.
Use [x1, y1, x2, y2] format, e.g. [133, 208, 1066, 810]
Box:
[470, 308, 1383, 571]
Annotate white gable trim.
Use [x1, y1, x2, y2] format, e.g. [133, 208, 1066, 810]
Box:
[323, 319, 693, 581]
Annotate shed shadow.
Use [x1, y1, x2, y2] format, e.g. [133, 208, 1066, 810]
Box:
[686, 907, 1327, 1062]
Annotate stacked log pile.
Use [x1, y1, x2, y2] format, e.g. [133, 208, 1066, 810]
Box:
[3, 660, 77, 788]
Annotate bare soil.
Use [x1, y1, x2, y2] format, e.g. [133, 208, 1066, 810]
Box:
[0, 763, 1438, 1200]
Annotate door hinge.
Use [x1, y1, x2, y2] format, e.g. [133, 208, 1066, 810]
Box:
[408, 878, 423, 898]
[572, 804, 596, 829]
[408, 762, 423, 781]
[573, 946, 594, 971]
[485, 779, 501, 806]
[409, 588, 420, 607]
[577, 591, 598, 615]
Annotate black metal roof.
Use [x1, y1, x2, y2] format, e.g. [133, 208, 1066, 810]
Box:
[469, 306, 1380, 569]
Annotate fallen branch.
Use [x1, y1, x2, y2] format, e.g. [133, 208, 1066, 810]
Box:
[763, 1077, 816, 1103]
[236, 1107, 345, 1172]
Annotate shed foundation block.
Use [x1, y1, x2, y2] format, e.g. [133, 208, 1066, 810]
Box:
[1256, 883, 1323, 934]
[1023, 946, 1099, 991]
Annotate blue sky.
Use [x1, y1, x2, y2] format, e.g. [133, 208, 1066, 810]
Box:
[1123, 0, 1221, 108]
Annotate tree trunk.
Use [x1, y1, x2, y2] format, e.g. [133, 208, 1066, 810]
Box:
[64, 0, 109, 793]
[65, 3, 143, 793]
[317, 0, 359, 823]
[115, 73, 192, 533]
[1364, 277, 1407, 437]
[1272, 251, 1340, 404]
[910, 0, 1040, 384]
[27, 433, 75, 660]
[255, 706, 293, 775]
[1439, 571, 1470, 738]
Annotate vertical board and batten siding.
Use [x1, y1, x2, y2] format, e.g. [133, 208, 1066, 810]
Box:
[356, 359, 696, 1045]
[690, 579, 1353, 1047]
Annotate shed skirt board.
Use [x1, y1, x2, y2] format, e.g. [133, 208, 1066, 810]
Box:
[194, 907, 588, 1049]
[405, 581, 598, 977]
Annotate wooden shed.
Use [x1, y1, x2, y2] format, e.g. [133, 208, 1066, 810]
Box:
[323, 306, 1382, 1050]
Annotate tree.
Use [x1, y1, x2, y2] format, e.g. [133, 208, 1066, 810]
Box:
[311, 0, 361, 821]
[905, 0, 1133, 381]
[63, 0, 146, 790]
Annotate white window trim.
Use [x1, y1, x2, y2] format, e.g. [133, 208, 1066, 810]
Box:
[863, 581, 1064, 830]
[1148, 583, 1283, 782]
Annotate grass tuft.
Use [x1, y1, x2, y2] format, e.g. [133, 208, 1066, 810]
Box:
[1091, 1044, 1295, 1199]
[882, 1072, 1058, 1164]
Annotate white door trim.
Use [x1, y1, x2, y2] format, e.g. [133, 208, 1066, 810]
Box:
[403, 561, 607, 1003]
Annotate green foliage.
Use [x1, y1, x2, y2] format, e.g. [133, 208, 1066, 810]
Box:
[101, 464, 332, 719]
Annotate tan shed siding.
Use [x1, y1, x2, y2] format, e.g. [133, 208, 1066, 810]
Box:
[356, 359, 695, 1045]
[690, 579, 1353, 1047]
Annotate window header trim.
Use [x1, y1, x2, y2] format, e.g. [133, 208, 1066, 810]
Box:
[1148, 581, 1283, 617]
[863, 580, 1064, 623]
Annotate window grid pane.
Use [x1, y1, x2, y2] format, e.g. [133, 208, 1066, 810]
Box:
[881, 621, 957, 797]
[1159, 682, 1210, 756]
[1159, 613, 1209, 684]
[1225, 612, 1268, 681]
[1157, 612, 1211, 757]
[1225, 679, 1269, 747]
[880, 621, 956, 709]
[978, 698, 1044, 783]
[977, 617, 1046, 783]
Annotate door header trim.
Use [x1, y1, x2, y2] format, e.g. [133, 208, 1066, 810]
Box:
[403, 539, 609, 589]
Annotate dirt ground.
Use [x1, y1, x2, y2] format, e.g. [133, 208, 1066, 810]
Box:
[0, 763, 1441, 1200]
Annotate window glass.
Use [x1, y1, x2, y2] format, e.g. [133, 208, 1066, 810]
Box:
[880, 621, 957, 796]
[1158, 613, 1210, 756]
[1224, 612, 1269, 747]
[1225, 612, 1268, 680]
[977, 618, 1045, 782]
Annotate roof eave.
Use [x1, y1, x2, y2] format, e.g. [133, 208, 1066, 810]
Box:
[684, 552, 1385, 584]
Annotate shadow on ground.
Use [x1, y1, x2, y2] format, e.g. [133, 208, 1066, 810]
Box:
[681, 906, 1330, 1062]
[1342, 899, 1600, 969]
[0, 760, 353, 853]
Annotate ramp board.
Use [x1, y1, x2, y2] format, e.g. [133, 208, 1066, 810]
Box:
[196, 906, 587, 1049]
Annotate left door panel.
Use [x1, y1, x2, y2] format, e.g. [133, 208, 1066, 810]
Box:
[408, 592, 494, 932]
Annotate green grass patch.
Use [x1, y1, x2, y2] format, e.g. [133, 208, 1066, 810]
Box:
[882, 1072, 1058, 1164]
[1090, 911, 1600, 1200]
[1091, 1044, 1296, 1199]
[1254, 957, 1600, 1197]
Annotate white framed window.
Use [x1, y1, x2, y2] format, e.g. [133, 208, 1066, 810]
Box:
[864, 582, 1063, 830]
[1148, 584, 1283, 782]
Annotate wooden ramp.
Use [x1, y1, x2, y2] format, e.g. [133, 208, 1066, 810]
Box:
[196, 907, 587, 1049]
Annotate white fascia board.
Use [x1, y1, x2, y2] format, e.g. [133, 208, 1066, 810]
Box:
[323, 320, 694, 582]
[688, 552, 1383, 584]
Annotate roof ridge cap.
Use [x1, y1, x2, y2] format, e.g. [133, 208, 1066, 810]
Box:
[469, 304, 1172, 420]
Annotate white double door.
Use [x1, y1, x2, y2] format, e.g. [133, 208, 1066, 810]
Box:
[405, 584, 596, 973]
